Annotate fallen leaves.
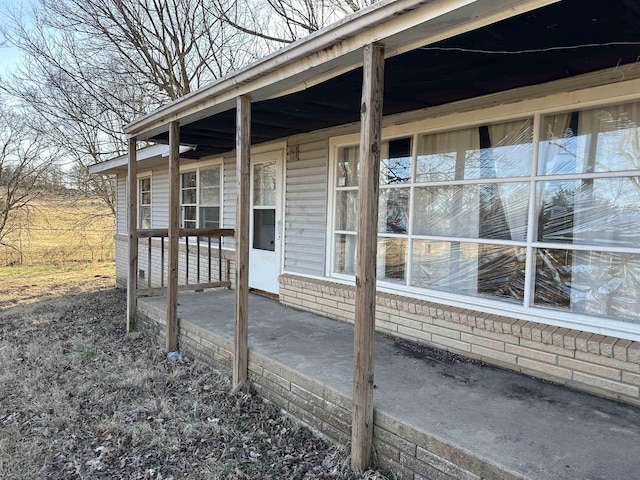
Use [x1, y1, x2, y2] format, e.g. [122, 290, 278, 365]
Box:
[0, 281, 394, 480]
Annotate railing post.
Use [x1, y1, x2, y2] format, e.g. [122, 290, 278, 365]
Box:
[197, 236, 201, 284]
[351, 42, 385, 471]
[127, 137, 138, 333]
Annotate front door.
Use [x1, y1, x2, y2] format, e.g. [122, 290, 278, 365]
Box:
[249, 150, 283, 294]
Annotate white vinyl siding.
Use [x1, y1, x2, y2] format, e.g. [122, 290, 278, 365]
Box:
[284, 139, 328, 276]
[151, 169, 169, 228]
[116, 174, 127, 235]
[223, 155, 236, 249]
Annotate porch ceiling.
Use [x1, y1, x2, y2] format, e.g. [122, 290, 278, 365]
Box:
[151, 0, 640, 159]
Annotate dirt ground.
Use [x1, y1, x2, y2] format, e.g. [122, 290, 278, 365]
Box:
[0, 266, 393, 479]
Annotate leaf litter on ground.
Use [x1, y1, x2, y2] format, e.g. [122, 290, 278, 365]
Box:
[0, 274, 395, 479]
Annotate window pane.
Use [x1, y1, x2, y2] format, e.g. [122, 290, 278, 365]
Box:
[413, 182, 529, 240]
[379, 188, 409, 234]
[199, 207, 219, 229]
[334, 233, 357, 275]
[537, 178, 640, 248]
[335, 190, 358, 231]
[200, 168, 221, 205]
[337, 146, 359, 187]
[539, 101, 640, 175]
[200, 167, 220, 187]
[416, 119, 532, 182]
[181, 171, 196, 188]
[254, 162, 276, 206]
[182, 188, 196, 205]
[381, 138, 412, 185]
[378, 237, 407, 283]
[411, 240, 525, 302]
[200, 186, 220, 205]
[182, 206, 196, 228]
[534, 248, 640, 323]
[140, 206, 151, 229]
[140, 177, 151, 192]
[253, 209, 275, 251]
[141, 191, 151, 205]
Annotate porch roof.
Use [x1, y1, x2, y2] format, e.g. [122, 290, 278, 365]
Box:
[123, 0, 640, 160]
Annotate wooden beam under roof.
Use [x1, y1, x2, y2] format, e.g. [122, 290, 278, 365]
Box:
[127, 137, 138, 333]
[166, 121, 180, 352]
[233, 95, 251, 390]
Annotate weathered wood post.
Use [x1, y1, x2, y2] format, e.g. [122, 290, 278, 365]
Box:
[233, 95, 251, 390]
[127, 137, 138, 333]
[351, 42, 385, 470]
[167, 121, 180, 351]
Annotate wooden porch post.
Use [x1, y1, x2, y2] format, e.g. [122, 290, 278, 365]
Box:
[167, 121, 180, 351]
[127, 137, 138, 333]
[233, 95, 251, 390]
[351, 42, 385, 471]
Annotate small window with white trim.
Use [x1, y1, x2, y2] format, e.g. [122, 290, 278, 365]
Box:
[180, 165, 222, 229]
[139, 176, 152, 229]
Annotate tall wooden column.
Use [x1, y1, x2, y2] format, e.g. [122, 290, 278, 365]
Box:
[166, 121, 180, 351]
[127, 137, 138, 333]
[351, 42, 385, 471]
[233, 95, 251, 390]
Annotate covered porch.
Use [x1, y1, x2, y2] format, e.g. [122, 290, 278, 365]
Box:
[107, 0, 640, 475]
[138, 289, 640, 480]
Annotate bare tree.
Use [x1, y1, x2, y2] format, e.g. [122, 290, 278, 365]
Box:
[0, 104, 57, 254]
[0, 0, 264, 215]
[0, 0, 375, 223]
[36, 0, 257, 101]
[212, 0, 377, 45]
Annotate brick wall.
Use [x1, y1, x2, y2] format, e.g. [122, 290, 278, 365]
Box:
[279, 274, 640, 407]
[137, 300, 517, 480]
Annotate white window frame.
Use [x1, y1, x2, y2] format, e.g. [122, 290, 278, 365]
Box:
[327, 78, 640, 341]
[138, 175, 152, 229]
[179, 157, 223, 233]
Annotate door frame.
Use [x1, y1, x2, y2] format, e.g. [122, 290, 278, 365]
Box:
[248, 143, 286, 294]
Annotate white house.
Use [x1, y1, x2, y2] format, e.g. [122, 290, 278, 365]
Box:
[91, 0, 640, 471]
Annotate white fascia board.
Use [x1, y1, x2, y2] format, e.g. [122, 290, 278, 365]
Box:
[125, 0, 558, 140]
[88, 144, 195, 175]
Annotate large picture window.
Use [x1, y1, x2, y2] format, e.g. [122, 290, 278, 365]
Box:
[180, 165, 222, 229]
[331, 100, 640, 325]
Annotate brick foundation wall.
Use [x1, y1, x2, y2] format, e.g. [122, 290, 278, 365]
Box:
[137, 300, 516, 480]
[279, 274, 640, 407]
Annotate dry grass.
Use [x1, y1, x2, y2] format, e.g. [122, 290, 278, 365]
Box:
[2, 195, 114, 267]
[0, 263, 115, 310]
[0, 267, 394, 480]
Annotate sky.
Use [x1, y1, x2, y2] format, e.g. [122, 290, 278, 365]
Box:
[0, 0, 33, 77]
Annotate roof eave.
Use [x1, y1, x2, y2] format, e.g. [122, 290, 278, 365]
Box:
[125, 0, 558, 140]
[88, 144, 196, 175]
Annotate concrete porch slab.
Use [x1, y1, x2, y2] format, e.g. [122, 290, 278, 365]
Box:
[140, 290, 640, 480]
